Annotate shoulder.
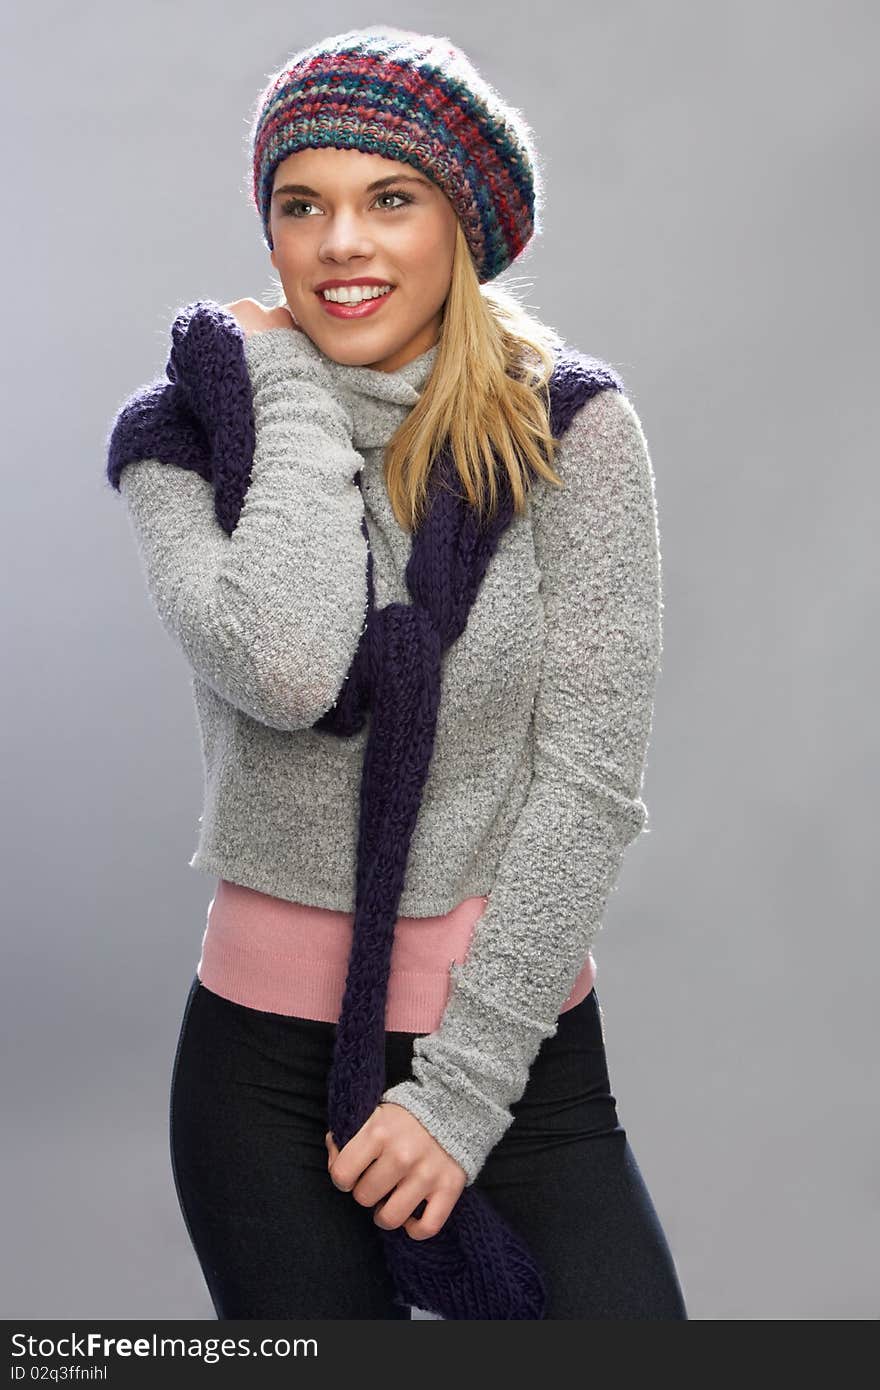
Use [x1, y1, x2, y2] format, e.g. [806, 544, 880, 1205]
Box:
[559, 384, 648, 465]
[542, 342, 650, 479]
[526, 370, 662, 591]
[536, 378, 656, 521]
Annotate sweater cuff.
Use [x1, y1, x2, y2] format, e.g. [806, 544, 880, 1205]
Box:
[243, 325, 336, 387]
[380, 1076, 513, 1187]
[380, 967, 560, 1186]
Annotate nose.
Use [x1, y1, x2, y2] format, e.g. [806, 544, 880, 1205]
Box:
[318, 209, 377, 266]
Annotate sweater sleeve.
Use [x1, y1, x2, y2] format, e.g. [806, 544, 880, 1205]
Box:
[118, 328, 369, 730]
[380, 386, 664, 1184]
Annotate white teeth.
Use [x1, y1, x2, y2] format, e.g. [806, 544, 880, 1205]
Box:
[321, 284, 393, 303]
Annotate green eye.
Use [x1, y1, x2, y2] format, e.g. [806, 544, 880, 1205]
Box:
[281, 188, 415, 217]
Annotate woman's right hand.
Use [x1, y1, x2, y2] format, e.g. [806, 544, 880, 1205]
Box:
[221, 298, 302, 338]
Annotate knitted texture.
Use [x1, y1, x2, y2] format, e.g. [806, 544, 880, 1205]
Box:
[106, 301, 623, 1319]
[247, 25, 543, 283]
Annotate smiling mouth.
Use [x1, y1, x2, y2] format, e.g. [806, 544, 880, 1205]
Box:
[315, 286, 397, 320]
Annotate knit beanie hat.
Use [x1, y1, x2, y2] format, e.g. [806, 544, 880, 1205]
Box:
[246, 25, 544, 284]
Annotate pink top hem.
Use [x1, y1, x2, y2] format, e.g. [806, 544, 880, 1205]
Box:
[197, 877, 596, 1033]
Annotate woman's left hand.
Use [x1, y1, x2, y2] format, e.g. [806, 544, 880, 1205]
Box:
[325, 1103, 467, 1240]
[220, 298, 300, 338]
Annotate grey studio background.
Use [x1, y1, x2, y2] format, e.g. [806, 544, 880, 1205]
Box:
[1, 0, 877, 1322]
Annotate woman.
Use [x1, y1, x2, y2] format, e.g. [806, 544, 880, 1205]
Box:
[109, 26, 688, 1319]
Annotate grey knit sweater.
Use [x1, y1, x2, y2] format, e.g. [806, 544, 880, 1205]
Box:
[119, 325, 663, 1184]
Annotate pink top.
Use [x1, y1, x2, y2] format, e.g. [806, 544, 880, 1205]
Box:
[197, 877, 597, 1034]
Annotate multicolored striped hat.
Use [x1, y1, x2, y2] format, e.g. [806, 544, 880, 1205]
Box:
[247, 26, 544, 284]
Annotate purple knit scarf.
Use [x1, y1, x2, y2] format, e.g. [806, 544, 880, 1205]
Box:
[106, 300, 624, 1319]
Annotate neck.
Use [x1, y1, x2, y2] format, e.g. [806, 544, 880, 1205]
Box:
[323, 343, 440, 450]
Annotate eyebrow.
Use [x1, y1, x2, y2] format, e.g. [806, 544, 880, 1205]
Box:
[272, 174, 433, 200]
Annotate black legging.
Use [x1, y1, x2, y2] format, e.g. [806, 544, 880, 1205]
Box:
[169, 975, 688, 1319]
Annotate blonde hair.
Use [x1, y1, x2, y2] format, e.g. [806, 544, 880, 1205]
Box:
[269, 219, 567, 532]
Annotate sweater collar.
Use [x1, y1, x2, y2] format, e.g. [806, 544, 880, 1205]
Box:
[322, 343, 440, 451]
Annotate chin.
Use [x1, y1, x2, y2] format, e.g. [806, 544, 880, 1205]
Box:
[313, 329, 398, 368]
[321, 343, 388, 368]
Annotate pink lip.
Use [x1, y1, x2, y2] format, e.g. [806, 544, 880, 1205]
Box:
[316, 286, 396, 320]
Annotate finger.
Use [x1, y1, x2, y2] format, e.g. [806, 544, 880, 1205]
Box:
[329, 1123, 385, 1191]
[350, 1152, 409, 1209]
[403, 1189, 455, 1241]
[373, 1177, 432, 1232]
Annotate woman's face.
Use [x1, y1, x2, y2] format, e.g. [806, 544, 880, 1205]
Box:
[269, 146, 458, 373]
